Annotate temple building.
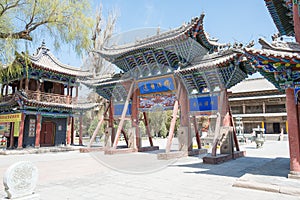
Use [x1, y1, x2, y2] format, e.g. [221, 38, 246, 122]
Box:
[84, 13, 254, 161]
[229, 77, 287, 134]
[0, 43, 97, 148]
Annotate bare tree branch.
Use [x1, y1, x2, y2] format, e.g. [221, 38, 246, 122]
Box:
[0, 0, 22, 17]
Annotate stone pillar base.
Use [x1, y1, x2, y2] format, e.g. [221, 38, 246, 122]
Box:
[288, 171, 300, 179]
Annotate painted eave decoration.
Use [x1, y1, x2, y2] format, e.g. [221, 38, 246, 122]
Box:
[264, 0, 294, 36]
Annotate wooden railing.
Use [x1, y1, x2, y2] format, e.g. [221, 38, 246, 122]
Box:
[25, 90, 78, 105]
[0, 94, 14, 102]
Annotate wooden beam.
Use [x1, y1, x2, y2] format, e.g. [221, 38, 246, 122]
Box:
[9, 122, 14, 148]
[143, 112, 153, 146]
[166, 82, 181, 153]
[66, 116, 72, 145]
[109, 99, 115, 145]
[35, 114, 41, 147]
[211, 89, 226, 156]
[17, 113, 25, 149]
[88, 103, 111, 148]
[121, 128, 129, 147]
[293, 2, 300, 43]
[79, 114, 83, 145]
[87, 117, 104, 148]
[113, 81, 134, 148]
[131, 85, 140, 148]
[193, 116, 201, 149]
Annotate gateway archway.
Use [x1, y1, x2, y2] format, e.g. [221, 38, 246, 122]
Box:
[84, 14, 254, 162]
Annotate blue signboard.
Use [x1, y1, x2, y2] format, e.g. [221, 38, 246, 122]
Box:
[114, 103, 132, 116]
[189, 95, 218, 112]
[138, 76, 175, 95]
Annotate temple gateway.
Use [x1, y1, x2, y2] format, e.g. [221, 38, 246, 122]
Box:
[83, 0, 300, 178]
[0, 0, 299, 179]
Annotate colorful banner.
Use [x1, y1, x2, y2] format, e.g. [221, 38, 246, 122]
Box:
[114, 103, 132, 116]
[139, 94, 176, 111]
[138, 76, 175, 95]
[0, 113, 22, 123]
[189, 95, 218, 112]
[14, 121, 20, 137]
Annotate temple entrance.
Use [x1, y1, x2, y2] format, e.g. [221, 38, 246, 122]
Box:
[273, 123, 280, 134]
[40, 122, 55, 146]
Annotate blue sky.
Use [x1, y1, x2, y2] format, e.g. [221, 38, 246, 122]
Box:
[31, 0, 278, 68]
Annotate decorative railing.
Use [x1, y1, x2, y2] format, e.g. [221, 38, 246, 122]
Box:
[0, 94, 14, 102]
[25, 90, 77, 105]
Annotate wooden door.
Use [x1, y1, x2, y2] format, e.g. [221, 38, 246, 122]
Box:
[40, 122, 55, 146]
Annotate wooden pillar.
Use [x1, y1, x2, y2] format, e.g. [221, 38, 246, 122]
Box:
[286, 88, 300, 173]
[67, 85, 70, 96]
[66, 84, 70, 104]
[70, 86, 73, 97]
[19, 79, 23, 90]
[79, 114, 83, 145]
[131, 86, 140, 148]
[109, 100, 115, 144]
[166, 83, 181, 153]
[193, 116, 201, 149]
[76, 86, 79, 97]
[25, 78, 29, 91]
[71, 116, 74, 145]
[5, 84, 8, 95]
[17, 113, 25, 149]
[143, 112, 153, 146]
[179, 83, 191, 151]
[37, 80, 41, 101]
[293, 1, 300, 43]
[1, 84, 4, 96]
[35, 114, 42, 147]
[9, 122, 14, 148]
[66, 116, 72, 145]
[121, 128, 129, 147]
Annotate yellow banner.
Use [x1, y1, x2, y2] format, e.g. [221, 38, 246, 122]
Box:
[0, 113, 22, 123]
[14, 121, 20, 137]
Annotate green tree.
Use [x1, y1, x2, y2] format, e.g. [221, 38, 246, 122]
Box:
[160, 122, 168, 138]
[0, 0, 94, 65]
[87, 118, 106, 139]
[165, 110, 180, 136]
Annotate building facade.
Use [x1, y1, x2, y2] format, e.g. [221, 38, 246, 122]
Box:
[229, 77, 286, 134]
[0, 43, 97, 148]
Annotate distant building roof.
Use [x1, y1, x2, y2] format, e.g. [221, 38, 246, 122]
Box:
[229, 77, 277, 93]
[24, 42, 92, 78]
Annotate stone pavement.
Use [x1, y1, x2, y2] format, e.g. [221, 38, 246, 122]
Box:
[0, 140, 299, 200]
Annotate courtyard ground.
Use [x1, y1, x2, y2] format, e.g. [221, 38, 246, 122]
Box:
[0, 139, 299, 200]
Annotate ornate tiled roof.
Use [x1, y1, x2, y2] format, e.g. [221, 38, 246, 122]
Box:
[24, 42, 92, 78]
[245, 38, 300, 90]
[176, 49, 255, 94]
[81, 73, 125, 87]
[245, 38, 300, 63]
[264, 0, 294, 36]
[257, 37, 300, 52]
[94, 13, 230, 72]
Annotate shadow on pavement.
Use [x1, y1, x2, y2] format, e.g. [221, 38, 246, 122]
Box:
[174, 156, 290, 178]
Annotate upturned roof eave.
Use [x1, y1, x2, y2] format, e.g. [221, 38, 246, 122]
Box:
[94, 13, 229, 60]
